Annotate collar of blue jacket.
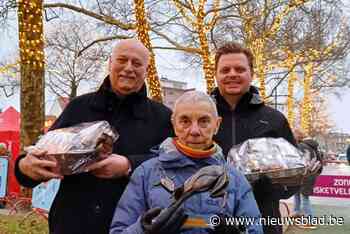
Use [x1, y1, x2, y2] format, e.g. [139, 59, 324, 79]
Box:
[151, 138, 227, 169]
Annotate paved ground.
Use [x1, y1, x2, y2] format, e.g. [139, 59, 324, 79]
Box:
[282, 196, 350, 233]
[281, 163, 350, 233]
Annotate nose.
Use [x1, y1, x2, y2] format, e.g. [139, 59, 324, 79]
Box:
[228, 68, 237, 76]
[189, 122, 200, 136]
[124, 60, 133, 72]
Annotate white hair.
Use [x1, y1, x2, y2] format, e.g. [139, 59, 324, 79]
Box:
[173, 91, 218, 117]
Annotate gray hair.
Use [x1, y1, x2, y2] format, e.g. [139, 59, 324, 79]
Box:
[173, 91, 218, 117]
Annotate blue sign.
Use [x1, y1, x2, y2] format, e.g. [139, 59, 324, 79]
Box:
[32, 179, 60, 211]
[0, 157, 8, 198]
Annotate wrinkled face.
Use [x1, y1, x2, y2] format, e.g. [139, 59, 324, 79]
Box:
[172, 102, 221, 150]
[215, 53, 253, 97]
[109, 41, 149, 96]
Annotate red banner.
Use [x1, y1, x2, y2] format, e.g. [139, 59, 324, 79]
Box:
[312, 175, 350, 198]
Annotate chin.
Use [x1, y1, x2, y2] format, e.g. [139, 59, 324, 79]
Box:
[186, 143, 203, 149]
[225, 89, 243, 95]
[115, 87, 133, 95]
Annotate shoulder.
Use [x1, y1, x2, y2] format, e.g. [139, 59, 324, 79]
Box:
[258, 105, 287, 121]
[134, 156, 160, 177]
[49, 91, 101, 130]
[147, 99, 172, 117]
[65, 92, 99, 110]
[70, 92, 99, 105]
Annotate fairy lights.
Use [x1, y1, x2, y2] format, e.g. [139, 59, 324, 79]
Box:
[134, 0, 162, 102]
[172, 0, 218, 93]
[18, 0, 45, 69]
[301, 63, 314, 135]
[17, 0, 45, 197]
[239, 0, 311, 101]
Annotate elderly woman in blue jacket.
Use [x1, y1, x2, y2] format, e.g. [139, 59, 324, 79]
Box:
[110, 91, 262, 234]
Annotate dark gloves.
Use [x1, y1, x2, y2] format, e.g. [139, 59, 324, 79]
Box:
[252, 175, 273, 199]
[209, 214, 246, 234]
[141, 206, 188, 234]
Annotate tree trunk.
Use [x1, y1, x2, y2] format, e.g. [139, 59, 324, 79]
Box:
[134, 0, 162, 102]
[301, 63, 314, 135]
[18, 0, 45, 197]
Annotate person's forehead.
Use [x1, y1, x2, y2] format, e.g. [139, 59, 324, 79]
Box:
[175, 102, 216, 117]
[113, 41, 149, 59]
[218, 53, 249, 66]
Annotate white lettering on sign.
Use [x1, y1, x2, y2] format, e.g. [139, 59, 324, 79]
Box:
[314, 187, 350, 195]
[333, 179, 350, 186]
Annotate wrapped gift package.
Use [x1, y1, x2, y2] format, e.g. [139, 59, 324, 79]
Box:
[25, 121, 118, 175]
[227, 138, 308, 185]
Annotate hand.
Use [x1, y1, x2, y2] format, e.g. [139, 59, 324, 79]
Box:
[209, 214, 246, 234]
[19, 149, 62, 181]
[252, 175, 273, 199]
[141, 206, 188, 234]
[96, 135, 113, 156]
[86, 154, 130, 179]
[305, 157, 322, 175]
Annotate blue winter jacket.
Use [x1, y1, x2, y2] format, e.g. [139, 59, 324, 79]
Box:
[110, 138, 263, 234]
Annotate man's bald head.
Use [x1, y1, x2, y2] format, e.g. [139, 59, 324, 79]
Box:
[111, 39, 150, 65]
[108, 39, 150, 96]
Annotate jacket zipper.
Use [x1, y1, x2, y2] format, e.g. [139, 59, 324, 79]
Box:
[231, 111, 236, 146]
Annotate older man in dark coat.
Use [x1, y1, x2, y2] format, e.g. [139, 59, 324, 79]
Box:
[15, 39, 173, 234]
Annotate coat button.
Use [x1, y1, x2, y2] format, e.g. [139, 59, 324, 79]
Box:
[94, 204, 102, 214]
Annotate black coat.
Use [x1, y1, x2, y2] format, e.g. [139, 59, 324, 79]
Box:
[15, 77, 173, 234]
[212, 87, 298, 234]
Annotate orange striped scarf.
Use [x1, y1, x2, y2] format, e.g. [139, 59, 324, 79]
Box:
[172, 138, 216, 159]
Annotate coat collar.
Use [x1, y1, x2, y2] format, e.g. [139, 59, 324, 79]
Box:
[211, 86, 264, 113]
[90, 76, 150, 119]
[156, 138, 226, 169]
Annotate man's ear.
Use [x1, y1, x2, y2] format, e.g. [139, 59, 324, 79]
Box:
[215, 117, 222, 134]
[108, 56, 112, 73]
[170, 114, 175, 126]
[144, 64, 149, 79]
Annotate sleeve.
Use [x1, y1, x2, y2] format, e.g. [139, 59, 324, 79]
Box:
[278, 114, 297, 147]
[14, 154, 41, 188]
[109, 165, 148, 234]
[14, 100, 77, 188]
[233, 172, 264, 234]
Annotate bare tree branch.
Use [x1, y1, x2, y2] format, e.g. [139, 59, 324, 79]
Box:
[150, 28, 201, 54]
[78, 35, 131, 57]
[44, 3, 135, 30]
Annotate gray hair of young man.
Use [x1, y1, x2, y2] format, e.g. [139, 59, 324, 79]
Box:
[172, 90, 219, 118]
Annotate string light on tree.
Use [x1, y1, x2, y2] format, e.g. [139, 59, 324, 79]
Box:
[134, 0, 162, 102]
[239, 0, 311, 101]
[17, 0, 46, 197]
[301, 63, 314, 135]
[172, 0, 219, 93]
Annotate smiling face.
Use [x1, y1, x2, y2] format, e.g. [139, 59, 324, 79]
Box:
[215, 53, 253, 98]
[172, 101, 221, 150]
[109, 39, 150, 96]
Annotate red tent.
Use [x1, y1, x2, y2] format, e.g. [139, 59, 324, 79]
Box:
[0, 107, 20, 195]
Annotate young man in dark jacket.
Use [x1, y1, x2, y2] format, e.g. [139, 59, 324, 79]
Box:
[212, 42, 299, 234]
[15, 39, 173, 234]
